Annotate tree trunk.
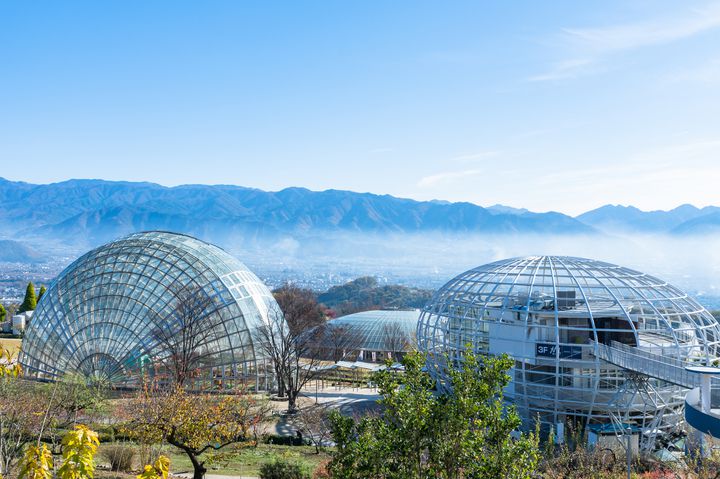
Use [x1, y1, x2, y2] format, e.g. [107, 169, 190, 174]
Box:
[189, 453, 207, 479]
[168, 436, 206, 479]
[287, 391, 298, 413]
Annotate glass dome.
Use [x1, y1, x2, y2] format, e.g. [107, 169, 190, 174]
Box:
[417, 256, 720, 441]
[328, 310, 419, 352]
[19, 231, 281, 390]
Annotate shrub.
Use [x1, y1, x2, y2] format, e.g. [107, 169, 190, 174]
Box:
[262, 433, 307, 446]
[259, 460, 310, 479]
[100, 444, 136, 472]
[137, 444, 164, 471]
[312, 460, 331, 479]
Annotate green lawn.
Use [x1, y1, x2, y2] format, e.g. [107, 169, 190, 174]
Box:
[98, 443, 331, 478]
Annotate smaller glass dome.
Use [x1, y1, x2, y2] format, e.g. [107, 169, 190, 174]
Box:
[327, 310, 419, 352]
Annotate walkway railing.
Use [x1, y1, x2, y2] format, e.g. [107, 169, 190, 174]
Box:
[593, 341, 702, 389]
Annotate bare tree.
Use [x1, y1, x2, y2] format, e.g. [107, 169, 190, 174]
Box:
[0, 379, 46, 476]
[255, 284, 326, 413]
[325, 324, 362, 363]
[290, 403, 333, 454]
[150, 285, 224, 388]
[256, 304, 324, 413]
[273, 284, 326, 336]
[382, 322, 411, 362]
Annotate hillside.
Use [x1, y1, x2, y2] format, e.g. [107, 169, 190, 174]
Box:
[0, 240, 46, 263]
[318, 276, 433, 316]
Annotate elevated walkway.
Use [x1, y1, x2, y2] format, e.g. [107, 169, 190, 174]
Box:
[593, 340, 720, 443]
[594, 340, 702, 389]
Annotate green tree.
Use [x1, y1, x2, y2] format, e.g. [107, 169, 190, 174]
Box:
[328, 350, 539, 479]
[37, 286, 47, 303]
[18, 283, 37, 314]
[0, 303, 6, 324]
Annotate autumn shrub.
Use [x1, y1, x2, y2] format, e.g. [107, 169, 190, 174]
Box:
[538, 443, 622, 479]
[100, 444, 136, 472]
[311, 460, 330, 479]
[136, 455, 170, 479]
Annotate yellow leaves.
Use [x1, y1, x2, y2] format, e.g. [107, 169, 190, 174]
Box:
[129, 386, 257, 452]
[57, 425, 100, 479]
[62, 425, 100, 453]
[18, 444, 53, 479]
[136, 455, 170, 479]
[0, 347, 22, 378]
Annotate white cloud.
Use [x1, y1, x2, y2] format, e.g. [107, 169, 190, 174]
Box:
[564, 3, 720, 52]
[450, 151, 500, 163]
[527, 58, 597, 82]
[417, 168, 483, 188]
[530, 2, 720, 82]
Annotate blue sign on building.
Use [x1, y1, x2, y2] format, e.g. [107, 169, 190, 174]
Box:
[536, 342, 582, 360]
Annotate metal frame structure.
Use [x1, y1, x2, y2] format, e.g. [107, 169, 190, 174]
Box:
[320, 310, 419, 362]
[19, 231, 281, 390]
[417, 256, 720, 439]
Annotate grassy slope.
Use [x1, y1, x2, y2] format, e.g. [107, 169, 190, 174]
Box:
[98, 443, 330, 478]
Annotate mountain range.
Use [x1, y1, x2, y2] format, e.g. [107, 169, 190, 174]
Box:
[1, 178, 719, 258]
[576, 204, 720, 234]
[0, 178, 594, 247]
[0, 239, 46, 263]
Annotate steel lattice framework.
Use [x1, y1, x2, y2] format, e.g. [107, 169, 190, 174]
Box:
[19, 231, 281, 390]
[326, 310, 419, 352]
[417, 256, 720, 435]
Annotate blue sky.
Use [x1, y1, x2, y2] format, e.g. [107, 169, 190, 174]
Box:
[2, 1, 720, 215]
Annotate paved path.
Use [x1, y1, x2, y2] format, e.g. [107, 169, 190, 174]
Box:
[272, 386, 381, 436]
[174, 473, 258, 479]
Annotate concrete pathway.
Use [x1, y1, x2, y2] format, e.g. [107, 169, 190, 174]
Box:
[174, 473, 258, 479]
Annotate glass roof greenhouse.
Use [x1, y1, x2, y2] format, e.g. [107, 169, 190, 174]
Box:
[326, 309, 419, 352]
[19, 231, 281, 389]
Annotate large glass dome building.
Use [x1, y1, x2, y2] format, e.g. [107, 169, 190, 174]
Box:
[417, 256, 720, 447]
[19, 231, 281, 390]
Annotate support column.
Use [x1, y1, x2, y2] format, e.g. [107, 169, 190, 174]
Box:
[701, 373, 712, 414]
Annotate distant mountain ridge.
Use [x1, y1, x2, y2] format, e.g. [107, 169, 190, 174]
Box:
[576, 204, 720, 234]
[0, 239, 45, 263]
[1, 178, 718, 255]
[0, 178, 596, 248]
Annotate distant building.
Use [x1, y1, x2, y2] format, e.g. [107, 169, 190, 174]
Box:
[314, 309, 419, 363]
[11, 310, 32, 335]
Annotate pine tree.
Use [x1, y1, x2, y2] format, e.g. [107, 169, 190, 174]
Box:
[37, 285, 47, 303]
[18, 282, 37, 314]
